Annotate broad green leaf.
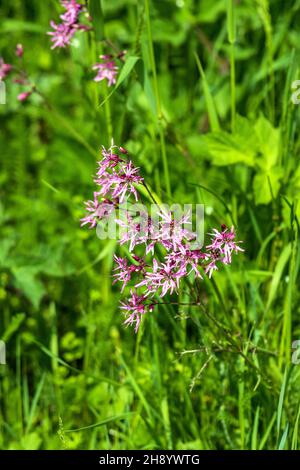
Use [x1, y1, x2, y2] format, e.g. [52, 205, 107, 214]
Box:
[255, 115, 280, 169]
[0, 238, 15, 267]
[203, 131, 255, 166]
[235, 115, 258, 151]
[19, 433, 42, 450]
[12, 267, 46, 309]
[152, 19, 187, 46]
[253, 166, 283, 205]
[197, 0, 226, 23]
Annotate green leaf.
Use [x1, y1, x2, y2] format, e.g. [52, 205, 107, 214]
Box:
[253, 167, 283, 205]
[88, 0, 104, 41]
[25, 373, 46, 434]
[227, 0, 236, 44]
[116, 56, 140, 87]
[259, 413, 276, 449]
[0, 238, 15, 267]
[254, 115, 280, 170]
[0, 20, 45, 33]
[64, 413, 134, 433]
[277, 368, 288, 436]
[203, 131, 255, 166]
[251, 406, 260, 450]
[267, 244, 291, 311]
[194, 53, 220, 132]
[278, 424, 289, 450]
[98, 56, 140, 108]
[19, 433, 42, 450]
[12, 267, 46, 309]
[1, 313, 25, 342]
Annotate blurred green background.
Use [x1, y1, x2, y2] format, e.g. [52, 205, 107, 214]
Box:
[1, 0, 300, 450]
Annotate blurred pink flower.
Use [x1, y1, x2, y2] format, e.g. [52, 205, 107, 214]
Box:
[60, 0, 82, 25]
[93, 59, 118, 87]
[80, 193, 115, 229]
[48, 1, 88, 49]
[47, 21, 75, 49]
[15, 44, 24, 58]
[0, 58, 12, 80]
[17, 91, 32, 102]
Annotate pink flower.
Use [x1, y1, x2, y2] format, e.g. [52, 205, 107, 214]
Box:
[116, 214, 144, 252]
[157, 209, 196, 251]
[81, 141, 245, 333]
[96, 146, 123, 176]
[17, 91, 32, 102]
[204, 257, 218, 278]
[47, 21, 75, 49]
[0, 58, 12, 80]
[111, 161, 144, 202]
[166, 247, 205, 278]
[93, 59, 118, 87]
[113, 255, 146, 292]
[203, 225, 244, 277]
[136, 259, 182, 298]
[60, 0, 82, 25]
[80, 193, 115, 228]
[15, 44, 24, 58]
[116, 212, 154, 252]
[47, 1, 88, 49]
[120, 290, 153, 333]
[96, 160, 143, 203]
[206, 224, 244, 265]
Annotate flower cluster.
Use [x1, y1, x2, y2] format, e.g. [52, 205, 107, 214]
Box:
[80, 142, 143, 229]
[48, 2, 125, 87]
[47, 0, 89, 49]
[0, 45, 34, 102]
[81, 142, 244, 333]
[93, 51, 126, 87]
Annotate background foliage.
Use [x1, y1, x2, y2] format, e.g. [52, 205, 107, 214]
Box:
[1, 0, 300, 450]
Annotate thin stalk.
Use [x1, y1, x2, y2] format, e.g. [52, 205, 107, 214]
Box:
[145, 0, 171, 199]
[97, 38, 113, 144]
[227, 0, 236, 132]
[230, 44, 236, 131]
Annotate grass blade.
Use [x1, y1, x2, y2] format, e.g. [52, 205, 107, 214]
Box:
[194, 52, 220, 132]
[88, 0, 104, 41]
